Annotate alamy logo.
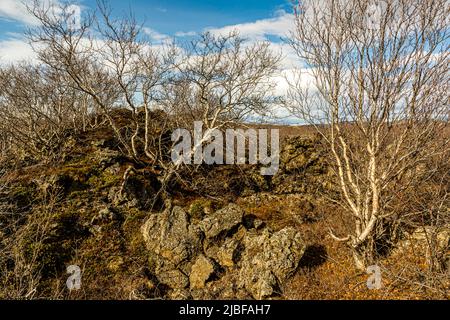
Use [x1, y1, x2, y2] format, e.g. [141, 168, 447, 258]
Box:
[66, 265, 81, 291]
[366, 1, 387, 30]
[366, 265, 382, 289]
[171, 121, 280, 175]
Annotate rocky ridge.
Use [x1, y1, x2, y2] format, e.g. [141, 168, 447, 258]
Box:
[141, 203, 306, 299]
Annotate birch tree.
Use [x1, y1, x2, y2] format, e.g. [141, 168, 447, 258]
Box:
[158, 31, 280, 194]
[287, 0, 449, 269]
[27, 0, 176, 162]
[165, 31, 280, 130]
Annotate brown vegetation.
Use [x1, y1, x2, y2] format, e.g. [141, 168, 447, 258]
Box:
[0, 0, 448, 300]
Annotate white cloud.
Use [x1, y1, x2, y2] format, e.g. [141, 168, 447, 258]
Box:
[0, 0, 82, 64]
[0, 0, 38, 25]
[202, 10, 319, 124]
[0, 0, 82, 26]
[204, 10, 313, 93]
[0, 37, 36, 63]
[207, 10, 295, 41]
[273, 68, 317, 95]
[0, 26, 174, 65]
[0, 6, 314, 123]
[203, 10, 307, 83]
[175, 31, 196, 37]
[143, 27, 171, 43]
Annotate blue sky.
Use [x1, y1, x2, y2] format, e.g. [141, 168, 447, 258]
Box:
[0, 0, 302, 123]
[0, 0, 293, 40]
[104, 0, 292, 35]
[0, 0, 298, 64]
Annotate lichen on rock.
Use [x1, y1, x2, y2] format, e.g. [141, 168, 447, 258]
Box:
[141, 203, 306, 299]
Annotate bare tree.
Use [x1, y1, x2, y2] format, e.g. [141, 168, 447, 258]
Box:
[24, 1, 280, 204]
[0, 64, 93, 159]
[287, 0, 449, 269]
[26, 0, 176, 163]
[165, 31, 280, 130]
[157, 31, 280, 193]
[407, 148, 450, 274]
[0, 182, 63, 299]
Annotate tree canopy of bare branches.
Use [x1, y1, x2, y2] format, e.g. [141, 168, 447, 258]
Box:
[22, 1, 280, 167]
[287, 0, 449, 269]
[165, 31, 280, 130]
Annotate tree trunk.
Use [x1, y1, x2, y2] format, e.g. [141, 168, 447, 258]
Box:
[352, 237, 375, 271]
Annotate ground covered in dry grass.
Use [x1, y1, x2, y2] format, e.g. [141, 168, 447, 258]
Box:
[0, 124, 448, 300]
[237, 194, 449, 300]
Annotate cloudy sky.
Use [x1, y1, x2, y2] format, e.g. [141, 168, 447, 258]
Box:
[0, 0, 309, 123]
[0, 0, 298, 61]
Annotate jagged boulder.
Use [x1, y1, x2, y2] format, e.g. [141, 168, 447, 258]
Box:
[142, 206, 202, 266]
[152, 257, 190, 289]
[189, 255, 216, 289]
[216, 237, 241, 268]
[141, 203, 306, 298]
[141, 206, 203, 288]
[215, 226, 247, 268]
[279, 137, 320, 172]
[92, 149, 122, 169]
[199, 203, 244, 239]
[393, 226, 450, 271]
[410, 226, 450, 249]
[271, 136, 329, 195]
[238, 227, 306, 299]
[110, 172, 157, 209]
[395, 226, 450, 253]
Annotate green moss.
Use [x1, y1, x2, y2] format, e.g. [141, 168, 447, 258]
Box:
[49, 154, 122, 197]
[22, 237, 74, 278]
[123, 208, 147, 224]
[147, 254, 158, 272]
[57, 164, 97, 180]
[66, 189, 86, 200]
[187, 198, 221, 220]
[9, 184, 35, 207]
[250, 172, 270, 191]
[87, 170, 121, 191]
[20, 203, 92, 280]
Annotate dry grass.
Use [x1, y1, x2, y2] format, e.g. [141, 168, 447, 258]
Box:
[238, 193, 449, 300]
[0, 123, 448, 300]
